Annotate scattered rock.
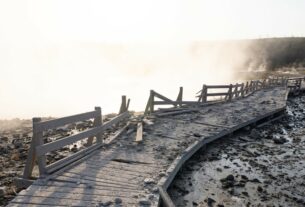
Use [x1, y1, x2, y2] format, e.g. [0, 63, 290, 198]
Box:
[139, 199, 151, 206]
[99, 201, 112, 206]
[272, 135, 288, 144]
[114, 198, 122, 204]
[220, 174, 235, 189]
[257, 186, 263, 192]
[207, 197, 216, 206]
[144, 178, 155, 185]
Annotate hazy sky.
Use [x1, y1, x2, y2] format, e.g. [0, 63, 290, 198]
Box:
[0, 0, 305, 118]
[1, 0, 305, 44]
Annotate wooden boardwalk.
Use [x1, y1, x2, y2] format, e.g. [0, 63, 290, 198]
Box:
[8, 85, 290, 206]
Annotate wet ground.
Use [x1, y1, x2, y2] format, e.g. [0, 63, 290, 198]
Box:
[168, 94, 305, 207]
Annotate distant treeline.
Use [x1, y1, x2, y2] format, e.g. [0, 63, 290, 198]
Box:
[244, 37, 305, 71]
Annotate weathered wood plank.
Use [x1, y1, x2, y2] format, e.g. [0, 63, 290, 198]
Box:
[83, 160, 157, 173]
[20, 184, 140, 198]
[63, 169, 143, 183]
[153, 91, 176, 104]
[10, 194, 138, 206]
[53, 175, 140, 189]
[205, 85, 231, 88]
[206, 92, 228, 96]
[36, 127, 102, 156]
[45, 143, 102, 174]
[67, 163, 148, 178]
[35, 110, 99, 132]
[135, 122, 143, 142]
[36, 111, 129, 156]
[33, 180, 142, 193]
[156, 109, 197, 117]
[60, 171, 139, 185]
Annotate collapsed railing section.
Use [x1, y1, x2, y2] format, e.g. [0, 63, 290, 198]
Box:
[144, 77, 292, 115]
[18, 96, 130, 188]
[287, 77, 305, 94]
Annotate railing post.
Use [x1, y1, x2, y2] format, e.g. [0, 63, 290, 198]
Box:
[95, 107, 103, 143]
[150, 90, 154, 113]
[233, 84, 238, 98]
[119, 95, 127, 114]
[245, 81, 249, 94]
[126, 98, 130, 111]
[202, 85, 207, 103]
[241, 83, 245, 97]
[176, 87, 183, 106]
[144, 90, 154, 115]
[87, 107, 102, 145]
[33, 117, 47, 177]
[23, 118, 39, 179]
[228, 84, 233, 101]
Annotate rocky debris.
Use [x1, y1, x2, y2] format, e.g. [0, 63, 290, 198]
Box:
[220, 174, 235, 189]
[114, 198, 122, 204]
[169, 94, 305, 207]
[144, 178, 155, 185]
[138, 198, 151, 206]
[206, 197, 216, 206]
[98, 201, 112, 206]
[272, 134, 288, 144]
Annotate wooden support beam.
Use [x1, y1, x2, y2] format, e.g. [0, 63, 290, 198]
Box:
[22, 118, 40, 179]
[156, 109, 197, 117]
[144, 91, 153, 115]
[87, 107, 102, 146]
[241, 83, 245, 97]
[202, 85, 207, 103]
[176, 87, 183, 106]
[126, 98, 130, 110]
[153, 91, 176, 106]
[119, 95, 127, 114]
[228, 84, 233, 101]
[245, 81, 249, 94]
[135, 122, 143, 142]
[150, 90, 154, 113]
[33, 118, 47, 176]
[233, 84, 238, 98]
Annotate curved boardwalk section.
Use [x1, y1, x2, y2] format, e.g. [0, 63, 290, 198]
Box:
[8, 87, 287, 207]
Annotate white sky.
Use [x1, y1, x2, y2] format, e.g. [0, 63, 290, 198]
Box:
[0, 0, 305, 118]
[1, 0, 305, 44]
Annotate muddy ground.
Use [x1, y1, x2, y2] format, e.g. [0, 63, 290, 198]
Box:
[169, 94, 305, 207]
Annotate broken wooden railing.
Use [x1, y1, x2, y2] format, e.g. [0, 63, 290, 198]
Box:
[144, 87, 205, 115]
[287, 77, 305, 94]
[144, 77, 289, 115]
[16, 96, 130, 188]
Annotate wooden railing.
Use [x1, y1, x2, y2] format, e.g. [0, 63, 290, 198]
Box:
[287, 77, 305, 94]
[21, 96, 130, 183]
[144, 77, 292, 115]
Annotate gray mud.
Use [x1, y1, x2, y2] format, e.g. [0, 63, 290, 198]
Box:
[168, 95, 305, 207]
